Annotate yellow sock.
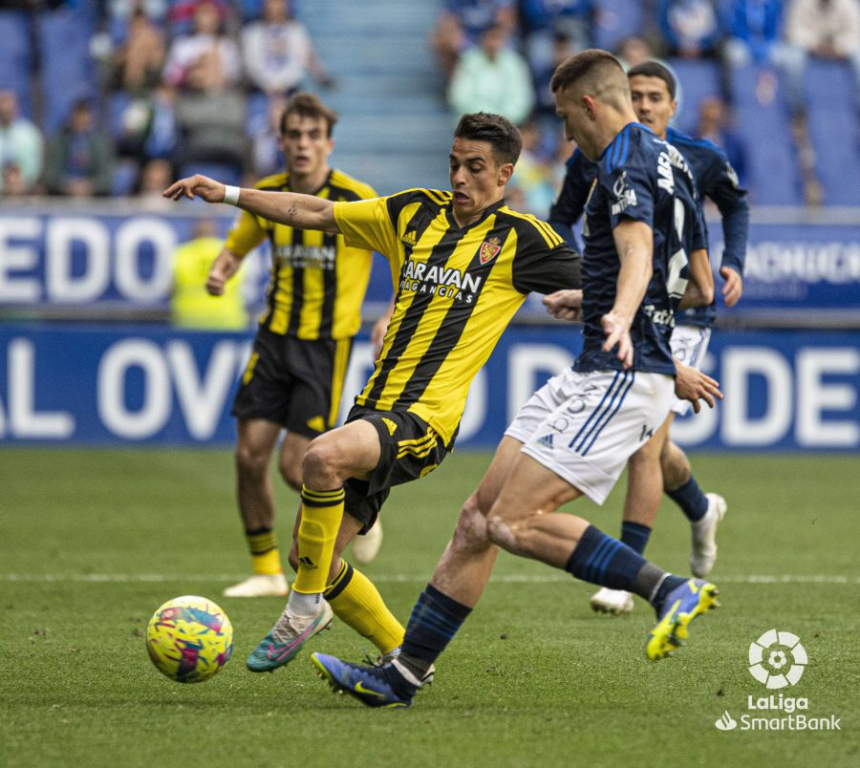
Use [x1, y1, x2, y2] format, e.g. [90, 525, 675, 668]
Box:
[246, 528, 282, 576]
[324, 560, 405, 654]
[294, 486, 344, 594]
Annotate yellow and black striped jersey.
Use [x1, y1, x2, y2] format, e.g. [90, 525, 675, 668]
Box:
[333, 188, 581, 446]
[225, 169, 377, 340]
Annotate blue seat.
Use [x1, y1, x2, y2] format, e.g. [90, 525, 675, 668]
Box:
[730, 64, 804, 205]
[593, 0, 645, 51]
[668, 58, 722, 135]
[0, 12, 33, 118]
[179, 162, 242, 187]
[40, 9, 97, 135]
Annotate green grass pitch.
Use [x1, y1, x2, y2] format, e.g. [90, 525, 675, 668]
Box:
[1, 449, 858, 767]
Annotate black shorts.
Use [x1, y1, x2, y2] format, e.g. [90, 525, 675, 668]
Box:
[344, 405, 450, 534]
[232, 328, 353, 438]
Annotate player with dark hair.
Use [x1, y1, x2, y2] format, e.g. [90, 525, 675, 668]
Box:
[309, 49, 723, 709]
[549, 59, 749, 616]
[165, 111, 584, 674]
[208, 92, 382, 601]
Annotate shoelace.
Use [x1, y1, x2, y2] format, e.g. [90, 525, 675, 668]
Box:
[270, 609, 308, 645]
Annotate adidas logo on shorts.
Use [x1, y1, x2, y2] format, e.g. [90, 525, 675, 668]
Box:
[537, 434, 554, 449]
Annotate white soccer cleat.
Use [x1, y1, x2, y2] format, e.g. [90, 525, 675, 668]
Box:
[690, 493, 727, 578]
[350, 519, 383, 564]
[223, 573, 289, 598]
[590, 587, 634, 615]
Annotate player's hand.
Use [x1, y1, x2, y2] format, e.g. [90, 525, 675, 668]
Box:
[601, 311, 633, 368]
[674, 363, 723, 414]
[163, 175, 226, 204]
[543, 289, 582, 322]
[206, 251, 242, 296]
[720, 266, 743, 307]
[370, 315, 389, 360]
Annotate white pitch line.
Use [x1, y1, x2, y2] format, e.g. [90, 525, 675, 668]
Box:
[0, 573, 858, 585]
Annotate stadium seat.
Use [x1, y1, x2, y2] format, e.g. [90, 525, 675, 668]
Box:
[179, 162, 242, 187]
[803, 61, 860, 205]
[39, 9, 97, 135]
[668, 58, 722, 135]
[0, 11, 33, 118]
[593, 0, 645, 52]
[730, 64, 804, 205]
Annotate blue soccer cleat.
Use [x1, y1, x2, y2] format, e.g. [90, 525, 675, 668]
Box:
[246, 601, 333, 672]
[311, 652, 415, 708]
[646, 578, 719, 661]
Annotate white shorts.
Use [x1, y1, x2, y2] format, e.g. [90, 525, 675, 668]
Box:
[670, 325, 712, 416]
[505, 368, 675, 505]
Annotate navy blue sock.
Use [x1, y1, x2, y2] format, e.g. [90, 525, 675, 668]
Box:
[565, 525, 648, 592]
[667, 476, 708, 522]
[391, 584, 471, 697]
[620, 521, 651, 555]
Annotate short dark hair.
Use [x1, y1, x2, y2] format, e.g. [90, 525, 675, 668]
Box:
[279, 92, 338, 138]
[454, 112, 522, 166]
[550, 49, 624, 94]
[627, 61, 677, 100]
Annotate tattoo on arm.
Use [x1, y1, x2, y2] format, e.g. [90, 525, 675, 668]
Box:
[287, 202, 298, 222]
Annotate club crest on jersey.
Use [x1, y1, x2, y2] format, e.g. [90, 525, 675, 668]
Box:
[479, 236, 502, 264]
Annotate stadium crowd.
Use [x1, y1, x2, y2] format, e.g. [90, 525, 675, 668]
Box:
[0, 0, 858, 207]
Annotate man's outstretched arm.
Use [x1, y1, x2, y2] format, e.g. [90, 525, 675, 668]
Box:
[164, 174, 340, 234]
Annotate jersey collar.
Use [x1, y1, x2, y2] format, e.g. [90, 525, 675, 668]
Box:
[445, 197, 506, 231]
[284, 168, 333, 196]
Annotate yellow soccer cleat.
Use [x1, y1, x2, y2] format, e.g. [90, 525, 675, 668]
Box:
[646, 579, 719, 661]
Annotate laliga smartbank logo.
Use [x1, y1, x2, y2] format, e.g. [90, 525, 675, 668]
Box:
[713, 630, 841, 732]
[748, 629, 806, 688]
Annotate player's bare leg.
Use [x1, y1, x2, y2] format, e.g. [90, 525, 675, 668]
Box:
[591, 417, 671, 616]
[430, 437, 523, 607]
[224, 419, 288, 598]
[662, 429, 727, 577]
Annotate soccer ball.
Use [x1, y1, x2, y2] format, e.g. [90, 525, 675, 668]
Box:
[146, 595, 234, 683]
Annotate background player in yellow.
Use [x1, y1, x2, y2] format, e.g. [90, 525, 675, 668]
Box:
[172, 218, 247, 330]
[205, 93, 382, 599]
[165, 112, 583, 674]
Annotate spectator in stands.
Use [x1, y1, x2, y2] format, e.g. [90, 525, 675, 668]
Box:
[696, 95, 749, 186]
[448, 23, 534, 124]
[242, 0, 333, 95]
[175, 86, 246, 176]
[724, 0, 784, 66]
[163, 0, 241, 91]
[117, 83, 179, 164]
[134, 157, 175, 204]
[0, 90, 43, 195]
[110, 5, 166, 92]
[783, 0, 860, 113]
[533, 30, 576, 115]
[431, 0, 516, 80]
[44, 99, 114, 197]
[658, 0, 723, 58]
[519, 0, 593, 73]
[505, 120, 556, 216]
[616, 35, 655, 68]
[248, 94, 287, 179]
[2, 163, 27, 197]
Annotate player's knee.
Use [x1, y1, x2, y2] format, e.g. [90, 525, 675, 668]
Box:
[234, 442, 270, 480]
[277, 455, 303, 492]
[301, 439, 340, 487]
[451, 495, 491, 553]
